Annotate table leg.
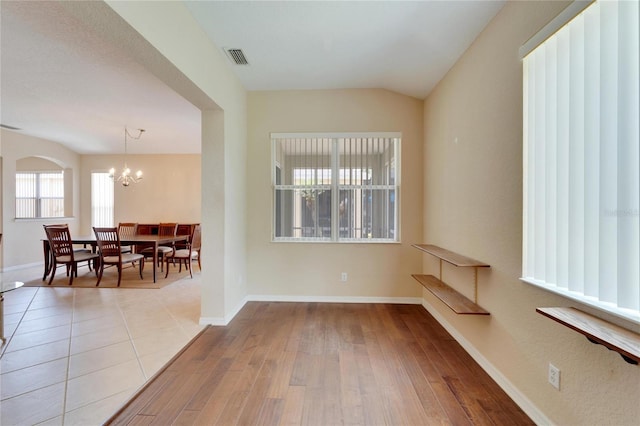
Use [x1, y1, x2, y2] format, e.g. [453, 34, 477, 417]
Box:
[153, 242, 158, 283]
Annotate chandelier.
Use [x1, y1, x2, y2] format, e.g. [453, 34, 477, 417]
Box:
[109, 128, 145, 186]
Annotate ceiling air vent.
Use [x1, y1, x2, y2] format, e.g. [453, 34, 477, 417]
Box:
[225, 48, 249, 66]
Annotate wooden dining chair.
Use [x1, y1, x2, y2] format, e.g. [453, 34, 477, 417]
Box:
[164, 224, 201, 278]
[118, 222, 138, 254]
[139, 222, 177, 272]
[93, 227, 145, 287]
[43, 224, 100, 285]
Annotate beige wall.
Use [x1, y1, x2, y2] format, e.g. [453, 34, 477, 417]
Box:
[106, 0, 248, 322]
[247, 89, 423, 299]
[1, 129, 81, 268]
[423, 1, 639, 425]
[79, 154, 201, 235]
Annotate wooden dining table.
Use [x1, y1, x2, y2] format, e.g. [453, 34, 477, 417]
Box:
[42, 234, 189, 283]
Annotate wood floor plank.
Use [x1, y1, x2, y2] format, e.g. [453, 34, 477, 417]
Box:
[170, 409, 200, 426]
[278, 386, 306, 426]
[191, 369, 244, 424]
[107, 303, 532, 426]
[127, 414, 155, 425]
[396, 342, 452, 424]
[267, 349, 298, 398]
[255, 397, 285, 425]
[338, 350, 365, 425]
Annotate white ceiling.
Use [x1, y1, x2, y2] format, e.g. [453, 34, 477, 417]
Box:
[1, 0, 504, 155]
[185, 1, 505, 99]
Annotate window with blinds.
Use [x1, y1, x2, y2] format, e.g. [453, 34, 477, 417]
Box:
[272, 133, 400, 242]
[15, 172, 64, 218]
[522, 0, 639, 322]
[91, 172, 114, 228]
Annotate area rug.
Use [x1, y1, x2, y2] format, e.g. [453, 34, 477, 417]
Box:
[23, 263, 190, 289]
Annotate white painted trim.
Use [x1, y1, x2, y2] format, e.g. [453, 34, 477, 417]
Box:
[519, 0, 593, 59]
[420, 299, 553, 426]
[1, 261, 44, 273]
[225, 296, 249, 324]
[198, 316, 227, 326]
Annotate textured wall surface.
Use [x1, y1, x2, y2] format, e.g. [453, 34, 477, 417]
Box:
[423, 1, 640, 424]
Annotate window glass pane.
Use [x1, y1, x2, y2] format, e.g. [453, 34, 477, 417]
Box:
[275, 188, 331, 239]
[40, 198, 64, 218]
[16, 173, 36, 197]
[339, 188, 395, 240]
[16, 199, 36, 218]
[92, 172, 114, 227]
[39, 172, 64, 197]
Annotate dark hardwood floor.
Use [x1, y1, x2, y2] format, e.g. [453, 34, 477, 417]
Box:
[106, 302, 533, 425]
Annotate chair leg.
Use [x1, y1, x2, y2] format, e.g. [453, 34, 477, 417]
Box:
[48, 261, 57, 285]
[165, 257, 170, 279]
[68, 264, 75, 285]
[116, 264, 122, 287]
[138, 259, 144, 280]
[188, 258, 193, 279]
[96, 262, 104, 287]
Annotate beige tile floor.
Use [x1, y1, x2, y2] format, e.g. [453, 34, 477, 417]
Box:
[0, 265, 203, 425]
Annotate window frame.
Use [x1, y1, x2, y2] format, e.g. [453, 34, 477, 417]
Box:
[271, 132, 401, 244]
[15, 170, 65, 219]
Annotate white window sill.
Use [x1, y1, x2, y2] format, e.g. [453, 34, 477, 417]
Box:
[521, 277, 640, 327]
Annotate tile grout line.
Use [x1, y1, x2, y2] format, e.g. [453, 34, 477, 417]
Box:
[0, 287, 40, 359]
[115, 290, 149, 380]
[60, 288, 78, 425]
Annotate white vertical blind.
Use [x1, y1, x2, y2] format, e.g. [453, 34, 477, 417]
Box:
[522, 0, 640, 321]
[15, 172, 64, 218]
[91, 172, 114, 228]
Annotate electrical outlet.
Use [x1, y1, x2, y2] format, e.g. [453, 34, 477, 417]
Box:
[548, 363, 560, 390]
[341, 272, 348, 282]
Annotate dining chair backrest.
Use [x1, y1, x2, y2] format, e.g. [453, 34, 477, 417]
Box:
[118, 223, 138, 239]
[158, 223, 178, 238]
[93, 227, 121, 258]
[44, 225, 74, 259]
[191, 225, 201, 251]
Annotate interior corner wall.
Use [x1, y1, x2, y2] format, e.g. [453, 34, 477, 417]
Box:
[105, 0, 248, 323]
[422, 1, 639, 425]
[246, 89, 423, 300]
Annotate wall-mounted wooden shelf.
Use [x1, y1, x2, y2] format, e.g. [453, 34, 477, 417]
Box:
[537, 307, 640, 365]
[412, 244, 490, 315]
[412, 244, 490, 268]
[412, 274, 489, 315]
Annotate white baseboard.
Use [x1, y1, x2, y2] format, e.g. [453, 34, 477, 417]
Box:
[198, 316, 227, 326]
[420, 299, 552, 426]
[199, 295, 421, 326]
[247, 294, 422, 305]
[1, 261, 43, 273]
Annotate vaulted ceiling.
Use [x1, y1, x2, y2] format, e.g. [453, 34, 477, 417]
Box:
[0, 1, 504, 154]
